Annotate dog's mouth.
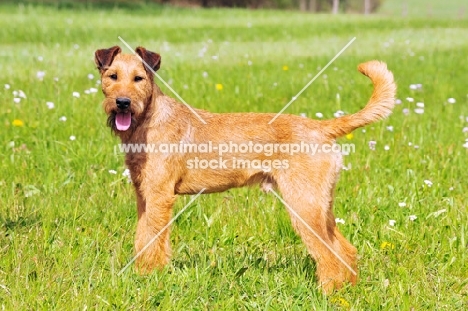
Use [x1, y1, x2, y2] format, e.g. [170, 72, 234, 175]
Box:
[107, 110, 134, 132]
[115, 111, 132, 131]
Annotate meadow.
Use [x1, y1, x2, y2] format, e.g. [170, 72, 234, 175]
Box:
[1, 1, 467, 309]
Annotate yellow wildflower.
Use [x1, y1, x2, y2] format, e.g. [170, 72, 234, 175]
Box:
[331, 297, 350, 308]
[12, 119, 24, 127]
[346, 133, 354, 140]
[380, 241, 395, 250]
[282, 65, 289, 71]
[215, 84, 223, 91]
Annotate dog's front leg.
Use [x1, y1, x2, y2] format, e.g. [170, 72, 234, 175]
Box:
[134, 187, 176, 274]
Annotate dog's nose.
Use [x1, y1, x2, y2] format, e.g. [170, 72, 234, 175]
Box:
[116, 97, 131, 109]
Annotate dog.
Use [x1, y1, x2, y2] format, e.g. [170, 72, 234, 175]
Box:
[95, 45, 396, 293]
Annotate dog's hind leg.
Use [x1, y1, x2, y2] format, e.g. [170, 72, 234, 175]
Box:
[273, 156, 357, 293]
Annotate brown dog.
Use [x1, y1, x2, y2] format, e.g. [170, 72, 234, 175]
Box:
[95, 46, 396, 293]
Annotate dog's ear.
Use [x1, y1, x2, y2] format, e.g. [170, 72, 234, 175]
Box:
[95, 46, 121, 73]
[135, 46, 161, 73]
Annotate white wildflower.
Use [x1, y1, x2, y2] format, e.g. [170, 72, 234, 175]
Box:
[123, 168, 132, 183]
[409, 84, 422, 90]
[334, 110, 345, 118]
[335, 218, 345, 224]
[37, 71, 45, 80]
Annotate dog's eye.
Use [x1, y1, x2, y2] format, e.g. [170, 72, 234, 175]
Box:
[109, 74, 117, 80]
[134, 76, 143, 82]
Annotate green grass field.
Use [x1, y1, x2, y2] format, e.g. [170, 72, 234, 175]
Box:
[1, 2, 468, 309]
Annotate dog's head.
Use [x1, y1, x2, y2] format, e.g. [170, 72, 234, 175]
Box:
[95, 46, 161, 132]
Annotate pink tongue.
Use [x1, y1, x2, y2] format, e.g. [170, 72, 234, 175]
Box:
[115, 112, 131, 131]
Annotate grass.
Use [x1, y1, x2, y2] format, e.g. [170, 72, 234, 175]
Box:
[1, 2, 468, 310]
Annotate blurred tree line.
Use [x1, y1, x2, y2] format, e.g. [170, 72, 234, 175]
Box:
[195, 0, 383, 13]
[15, 0, 384, 13]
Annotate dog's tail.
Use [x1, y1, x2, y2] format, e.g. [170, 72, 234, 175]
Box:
[322, 61, 396, 138]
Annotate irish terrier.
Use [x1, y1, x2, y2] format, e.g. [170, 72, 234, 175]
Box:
[95, 46, 396, 293]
